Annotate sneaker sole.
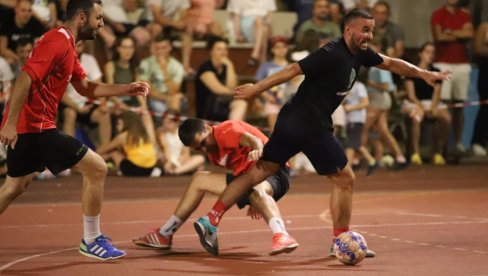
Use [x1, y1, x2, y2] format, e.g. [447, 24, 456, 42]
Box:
[194, 221, 219, 256]
[269, 243, 299, 256]
[132, 240, 171, 249]
[79, 249, 126, 260]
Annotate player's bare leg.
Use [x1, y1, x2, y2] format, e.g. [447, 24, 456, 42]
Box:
[0, 174, 35, 215]
[249, 181, 299, 255]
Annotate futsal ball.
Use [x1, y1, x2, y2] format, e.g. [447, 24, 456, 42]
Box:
[333, 231, 368, 265]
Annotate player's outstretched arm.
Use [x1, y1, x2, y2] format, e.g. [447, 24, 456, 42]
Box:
[71, 79, 149, 99]
[0, 72, 32, 149]
[376, 53, 451, 87]
[235, 63, 302, 99]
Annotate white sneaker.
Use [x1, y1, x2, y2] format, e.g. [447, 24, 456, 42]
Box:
[472, 144, 487, 157]
[456, 143, 466, 153]
[150, 167, 162, 177]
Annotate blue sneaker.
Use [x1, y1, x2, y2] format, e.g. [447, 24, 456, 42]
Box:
[194, 216, 219, 256]
[79, 235, 126, 260]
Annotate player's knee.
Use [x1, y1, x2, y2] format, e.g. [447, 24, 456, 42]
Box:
[84, 155, 108, 179]
[335, 168, 355, 189]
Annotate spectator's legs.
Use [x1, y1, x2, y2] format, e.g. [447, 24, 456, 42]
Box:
[63, 107, 78, 138]
[433, 109, 451, 155]
[229, 99, 248, 120]
[90, 106, 112, 147]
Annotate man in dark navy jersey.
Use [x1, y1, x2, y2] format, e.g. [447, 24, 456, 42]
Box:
[193, 9, 450, 257]
[0, 0, 149, 260]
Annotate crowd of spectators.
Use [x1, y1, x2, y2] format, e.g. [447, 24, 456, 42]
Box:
[0, 0, 486, 178]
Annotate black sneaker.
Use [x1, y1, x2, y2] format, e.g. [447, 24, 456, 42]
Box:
[366, 161, 380, 176]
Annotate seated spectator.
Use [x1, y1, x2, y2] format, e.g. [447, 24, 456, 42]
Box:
[139, 34, 185, 117]
[371, 0, 405, 58]
[184, 0, 225, 73]
[102, 0, 151, 48]
[61, 41, 112, 149]
[255, 36, 291, 131]
[157, 110, 205, 175]
[0, 55, 13, 122]
[402, 42, 451, 165]
[105, 36, 157, 148]
[329, 0, 345, 25]
[0, 0, 45, 64]
[227, 0, 276, 66]
[146, 0, 194, 73]
[32, 0, 58, 28]
[283, 0, 314, 34]
[97, 111, 160, 177]
[195, 36, 247, 121]
[10, 37, 32, 81]
[295, 0, 341, 48]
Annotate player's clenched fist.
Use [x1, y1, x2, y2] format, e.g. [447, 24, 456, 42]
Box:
[127, 82, 150, 98]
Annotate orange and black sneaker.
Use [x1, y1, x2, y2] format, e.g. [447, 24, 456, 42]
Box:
[269, 233, 299, 256]
[132, 230, 172, 249]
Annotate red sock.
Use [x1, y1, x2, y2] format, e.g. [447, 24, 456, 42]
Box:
[333, 227, 349, 238]
[207, 199, 228, 227]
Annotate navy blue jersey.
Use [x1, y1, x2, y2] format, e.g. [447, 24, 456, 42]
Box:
[295, 37, 383, 127]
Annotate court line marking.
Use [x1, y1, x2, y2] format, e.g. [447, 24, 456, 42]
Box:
[2, 219, 487, 272]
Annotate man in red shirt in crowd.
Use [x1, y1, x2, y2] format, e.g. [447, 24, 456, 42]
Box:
[133, 118, 299, 256]
[431, 0, 474, 153]
[0, 0, 149, 260]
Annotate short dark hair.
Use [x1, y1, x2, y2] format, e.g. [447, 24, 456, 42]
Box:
[66, 0, 102, 21]
[154, 33, 172, 44]
[206, 35, 228, 51]
[15, 37, 33, 49]
[178, 118, 206, 146]
[342, 8, 373, 31]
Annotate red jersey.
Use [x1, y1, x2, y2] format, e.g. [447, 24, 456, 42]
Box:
[1, 26, 86, 133]
[208, 120, 269, 176]
[431, 6, 471, 64]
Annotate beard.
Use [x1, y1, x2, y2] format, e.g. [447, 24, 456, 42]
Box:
[78, 25, 97, 40]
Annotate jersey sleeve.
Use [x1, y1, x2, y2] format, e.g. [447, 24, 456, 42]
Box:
[360, 47, 384, 67]
[298, 47, 333, 78]
[22, 35, 68, 85]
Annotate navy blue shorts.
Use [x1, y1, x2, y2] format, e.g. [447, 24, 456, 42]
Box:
[261, 103, 348, 175]
[226, 165, 290, 209]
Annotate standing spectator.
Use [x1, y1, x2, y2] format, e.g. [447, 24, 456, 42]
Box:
[0, 55, 14, 121]
[156, 110, 205, 175]
[227, 0, 276, 66]
[402, 42, 451, 165]
[97, 111, 159, 177]
[195, 37, 247, 122]
[139, 34, 185, 117]
[471, 20, 488, 156]
[146, 0, 194, 73]
[371, 1, 405, 59]
[61, 40, 112, 149]
[361, 40, 408, 169]
[431, 0, 473, 153]
[295, 0, 341, 46]
[255, 36, 290, 132]
[0, 0, 45, 64]
[343, 80, 379, 175]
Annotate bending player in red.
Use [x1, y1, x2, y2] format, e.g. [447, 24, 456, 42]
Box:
[133, 118, 298, 256]
[0, 0, 148, 260]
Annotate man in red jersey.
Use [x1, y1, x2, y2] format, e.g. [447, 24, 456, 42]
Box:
[0, 0, 149, 260]
[133, 118, 298, 256]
